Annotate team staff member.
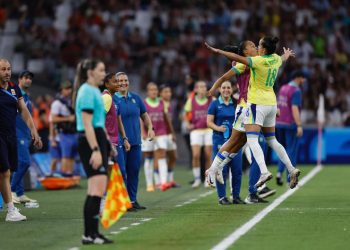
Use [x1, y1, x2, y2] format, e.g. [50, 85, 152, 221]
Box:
[102, 73, 130, 181]
[276, 71, 306, 186]
[50, 81, 77, 176]
[74, 59, 112, 244]
[0, 58, 42, 221]
[207, 81, 244, 205]
[11, 70, 38, 204]
[114, 72, 155, 211]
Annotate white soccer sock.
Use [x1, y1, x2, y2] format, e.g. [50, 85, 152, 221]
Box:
[168, 170, 174, 182]
[7, 202, 15, 212]
[154, 170, 160, 186]
[246, 135, 269, 174]
[266, 136, 295, 173]
[243, 143, 252, 164]
[218, 152, 237, 171]
[192, 167, 201, 180]
[210, 151, 229, 171]
[144, 157, 154, 187]
[158, 158, 168, 185]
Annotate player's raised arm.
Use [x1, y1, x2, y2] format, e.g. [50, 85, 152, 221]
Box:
[281, 47, 295, 62]
[204, 42, 249, 66]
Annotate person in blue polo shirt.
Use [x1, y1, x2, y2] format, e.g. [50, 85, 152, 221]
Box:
[113, 72, 155, 211]
[207, 81, 244, 205]
[11, 70, 38, 204]
[0, 58, 42, 221]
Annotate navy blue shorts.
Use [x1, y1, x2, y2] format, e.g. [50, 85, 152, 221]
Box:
[58, 133, 78, 158]
[0, 134, 18, 172]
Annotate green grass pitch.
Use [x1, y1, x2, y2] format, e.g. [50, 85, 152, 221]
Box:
[0, 165, 349, 250]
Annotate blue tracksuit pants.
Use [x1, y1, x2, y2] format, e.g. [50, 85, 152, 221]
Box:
[118, 145, 142, 203]
[11, 137, 31, 197]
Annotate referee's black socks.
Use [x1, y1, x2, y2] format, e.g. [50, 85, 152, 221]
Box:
[84, 195, 102, 236]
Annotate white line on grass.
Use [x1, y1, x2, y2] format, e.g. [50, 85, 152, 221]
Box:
[212, 165, 323, 250]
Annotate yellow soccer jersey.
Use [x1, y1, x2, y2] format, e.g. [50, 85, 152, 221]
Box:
[247, 54, 282, 105]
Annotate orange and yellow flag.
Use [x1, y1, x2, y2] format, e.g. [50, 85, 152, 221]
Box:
[101, 163, 132, 229]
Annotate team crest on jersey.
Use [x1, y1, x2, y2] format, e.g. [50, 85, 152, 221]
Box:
[11, 89, 16, 95]
[132, 98, 136, 103]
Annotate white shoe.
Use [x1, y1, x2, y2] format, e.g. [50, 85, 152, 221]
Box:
[216, 169, 224, 184]
[289, 168, 301, 189]
[205, 169, 216, 188]
[11, 193, 20, 204]
[192, 179, 201, 188]
[6, 207, 27, 222]
[254, 172, 273, 188]
[18, 195, 37, 203]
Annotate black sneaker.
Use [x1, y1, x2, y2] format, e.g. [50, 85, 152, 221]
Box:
[258, 186, 276, 199]
[82, 234, 113, 245]
[276, 176, 283, 186]
[127, 207, 138, 212]
[133, 201, 146, 210]
[232, 197, 246, 204]
[244, 193, 268, 204]
[219, 197, 231, 205]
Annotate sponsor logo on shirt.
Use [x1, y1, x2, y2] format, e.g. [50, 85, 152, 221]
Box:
[11, 89, 16, 95]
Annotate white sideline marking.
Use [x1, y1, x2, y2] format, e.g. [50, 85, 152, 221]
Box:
[212, 166, 322, 250]
[120, 227, 129, 230]
[110, 231, 120, 235]
[140, 218, 153, 222]
[131, 223, 141, 226]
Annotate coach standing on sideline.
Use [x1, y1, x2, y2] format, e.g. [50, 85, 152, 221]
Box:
[113, 72, 155, 211]
[11, 70, 38, 204]
[0, 59, 42, 221]
[276, 70, 306, 186]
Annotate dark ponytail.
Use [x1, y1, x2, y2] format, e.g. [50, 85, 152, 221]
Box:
[72, 59, 101, 109]
[223, 41, 248, 56]
[261, 36, 279, 55]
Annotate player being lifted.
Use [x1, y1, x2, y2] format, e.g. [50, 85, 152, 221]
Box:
[205, 37, 301, 189]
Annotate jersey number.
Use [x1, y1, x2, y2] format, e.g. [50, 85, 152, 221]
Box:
[265, 68, 277, 87]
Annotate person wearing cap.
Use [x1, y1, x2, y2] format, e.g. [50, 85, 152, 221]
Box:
[11, 70, 38, 204]
[275, 70, 306, 186]
[50, 80, 77, 176]
[0, 59, 42, 221]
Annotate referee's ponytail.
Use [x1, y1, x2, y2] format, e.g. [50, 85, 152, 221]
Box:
[72, 59, 101, 109]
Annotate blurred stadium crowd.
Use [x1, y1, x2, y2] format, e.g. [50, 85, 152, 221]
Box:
[0, 0, 349, 127]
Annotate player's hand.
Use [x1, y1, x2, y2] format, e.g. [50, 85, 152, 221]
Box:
[124, 140, 131, 152]
[204, 42, 219, 53]
[90, 151, 102, 170]
[276, 108, 281, 117]
[148, 129, 155, 141]
[32, 130, 43, 149]
[283, 47, 295, 59]
[68, 115, 75, 122]
[217, 125, 226, 132]
[186, 123, 194, 131]
[296, 126, 303, 137]
[171, 133, 177, 142]
[110, 144, 117, 158]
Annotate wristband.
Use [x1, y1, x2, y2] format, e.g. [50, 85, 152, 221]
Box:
[123, 137, 129, 141]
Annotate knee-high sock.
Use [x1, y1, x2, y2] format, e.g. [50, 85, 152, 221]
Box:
[84, 195, 102, 236]
[158, 158, 168, 185]
[209, 151, 229, 171]
[144, 157, 154, 187]
[246, 133, 269, 174]
[265, 134, 295, 173]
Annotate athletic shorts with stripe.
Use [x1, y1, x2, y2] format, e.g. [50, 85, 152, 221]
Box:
[232, 105, 246, 132]
[244, 103, 277, 127]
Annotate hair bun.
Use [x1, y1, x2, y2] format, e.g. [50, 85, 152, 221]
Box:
[272, 37, 279, 44]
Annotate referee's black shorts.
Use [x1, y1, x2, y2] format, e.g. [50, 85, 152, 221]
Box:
[0, 134, 18, 173]
[78, 128, 109, 178]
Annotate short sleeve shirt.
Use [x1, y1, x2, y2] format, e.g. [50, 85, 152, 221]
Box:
[0, 82, 23, 136]
[75, 83, 105, 132]
[247, 54, 282, 105]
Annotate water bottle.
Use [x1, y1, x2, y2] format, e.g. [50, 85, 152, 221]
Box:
[222, 120, 230, 140]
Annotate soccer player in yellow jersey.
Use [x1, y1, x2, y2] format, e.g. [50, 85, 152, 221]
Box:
[205, 37, 301, 189]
